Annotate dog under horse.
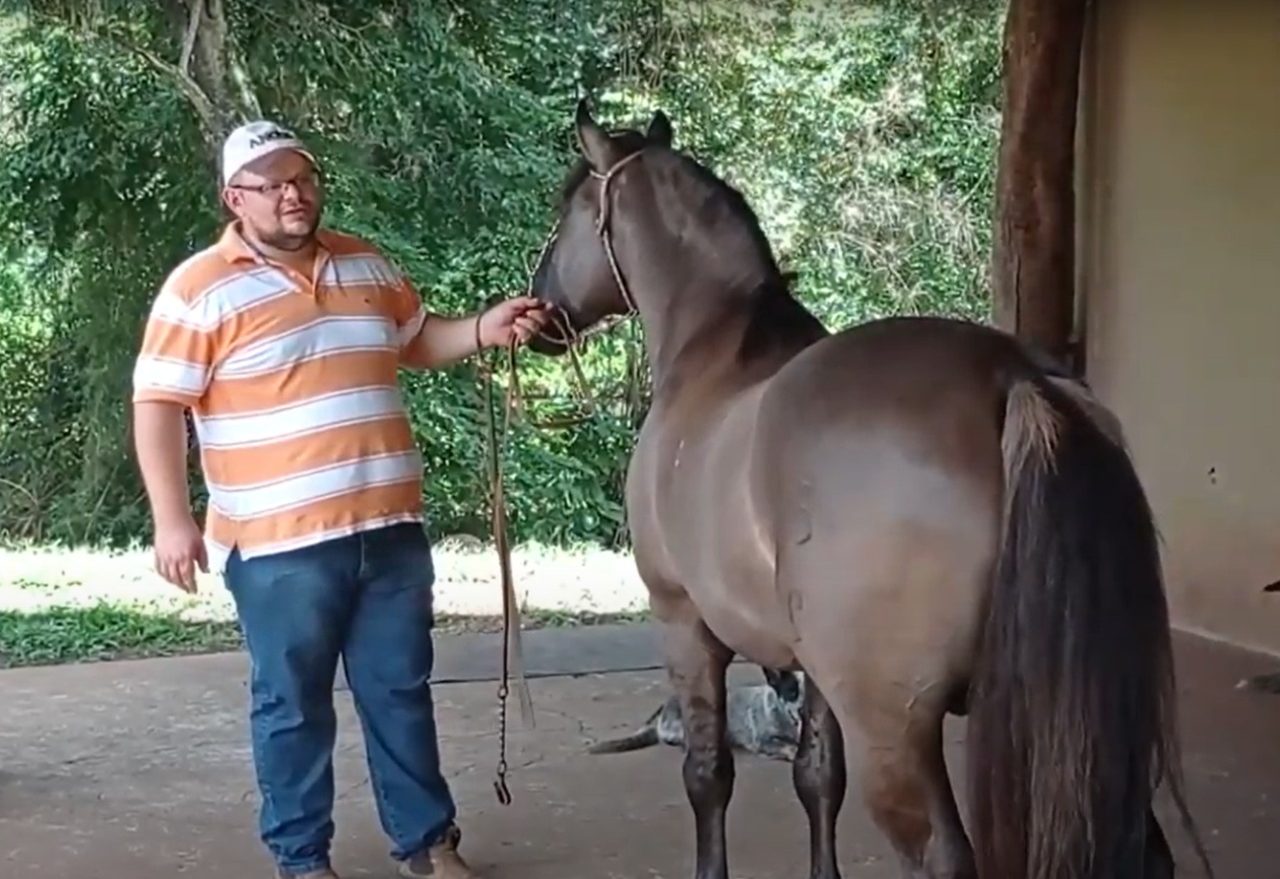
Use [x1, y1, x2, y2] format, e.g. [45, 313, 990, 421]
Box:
[588, 668, 805, 762]
[526, 101, 1210, 879]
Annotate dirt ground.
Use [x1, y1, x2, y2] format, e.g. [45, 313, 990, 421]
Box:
[1, 626, 1276, 878]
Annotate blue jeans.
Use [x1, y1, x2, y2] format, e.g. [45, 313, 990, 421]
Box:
[224, 522, 456, 876]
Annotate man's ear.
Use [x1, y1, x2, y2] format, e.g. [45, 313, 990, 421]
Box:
[220, 186, 240, 215]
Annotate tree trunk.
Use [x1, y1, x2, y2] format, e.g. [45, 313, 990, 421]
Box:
[184, 0, 262, 131]
[991, 0, 1089, 371]
[145, 0, 261, 152]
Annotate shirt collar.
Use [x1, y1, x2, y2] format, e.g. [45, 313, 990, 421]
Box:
[215, 221, 259, 264]
[215, 221, 335, 265]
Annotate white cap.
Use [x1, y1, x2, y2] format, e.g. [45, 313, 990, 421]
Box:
[220, 120, 317, 186]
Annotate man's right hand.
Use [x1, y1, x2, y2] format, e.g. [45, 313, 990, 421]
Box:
[153, 513, 208, 593]
[134, 400, 208, 593]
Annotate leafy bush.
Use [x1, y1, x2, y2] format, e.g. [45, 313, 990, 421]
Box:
[0, 0, 1005, 550]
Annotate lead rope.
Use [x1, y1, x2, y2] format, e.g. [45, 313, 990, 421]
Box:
[478, 318, 535, 807]
[481, 147, 648, 805]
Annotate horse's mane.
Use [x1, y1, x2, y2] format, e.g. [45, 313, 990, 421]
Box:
[561, 129, 801, 287]
[558, 126, 828, 358]
[668, 151, 829, 355]
[676, 156, 791, 285]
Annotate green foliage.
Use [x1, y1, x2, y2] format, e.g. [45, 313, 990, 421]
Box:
[0, 0, 1006, 551]
[0, 599, 653, 667]
[0, 603, 244, 667]
[649, 1, 1004, 326]
[0, 18, 213, 545]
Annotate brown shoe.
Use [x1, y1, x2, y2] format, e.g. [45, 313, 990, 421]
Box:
[397, 825, 479, 878]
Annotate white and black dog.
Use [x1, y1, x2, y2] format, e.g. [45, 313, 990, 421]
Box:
[587, 667, 805, 761]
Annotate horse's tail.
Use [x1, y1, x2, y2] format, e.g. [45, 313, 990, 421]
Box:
[968, 373, 1212, 879]
[586, 727, 660, 754]
[586, 706, 663, 754]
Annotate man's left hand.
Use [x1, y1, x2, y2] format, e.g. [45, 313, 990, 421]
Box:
[477, 296, 552, 349]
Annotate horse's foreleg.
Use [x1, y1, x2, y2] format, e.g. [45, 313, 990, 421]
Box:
[661, 613, 734, 879]
[793, 678, 846, 879]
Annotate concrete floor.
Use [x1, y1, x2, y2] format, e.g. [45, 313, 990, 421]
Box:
[1, 626, 1276, 878]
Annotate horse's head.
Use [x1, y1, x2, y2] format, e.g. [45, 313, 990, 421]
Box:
[527, 99, 673, 355]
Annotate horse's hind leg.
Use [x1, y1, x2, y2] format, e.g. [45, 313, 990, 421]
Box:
[1145, 808, 1174, 879]
[659, 609, 735, 879]
[833, 687, 975, 879]
[793, 679, 846, 879]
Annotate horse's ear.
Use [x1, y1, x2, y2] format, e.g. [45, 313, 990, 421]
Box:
[646, 110, 673, 147]
[575, 98, 617, 171]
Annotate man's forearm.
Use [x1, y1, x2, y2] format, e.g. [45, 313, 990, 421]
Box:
[403, 313, 483, 370]
[133, 401, 195, 525]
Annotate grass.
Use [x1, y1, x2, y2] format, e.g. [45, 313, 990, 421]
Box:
[0, 604, 245, 668]
[0, 539, 652, 668]
[0, 603, 653, 669]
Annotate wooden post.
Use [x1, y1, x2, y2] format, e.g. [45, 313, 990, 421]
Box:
[991, 0, 1090, 370]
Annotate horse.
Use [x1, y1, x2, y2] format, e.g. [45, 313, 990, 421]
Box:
[525, 100, 1209, 879]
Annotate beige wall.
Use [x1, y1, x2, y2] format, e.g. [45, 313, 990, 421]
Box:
[1078, 0, 1280, 654]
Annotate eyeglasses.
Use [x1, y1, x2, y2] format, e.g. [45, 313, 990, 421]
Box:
[231, 170, 323, 198]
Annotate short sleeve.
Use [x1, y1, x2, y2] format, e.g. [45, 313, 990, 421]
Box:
[131, 282, 215, 408]
[387, 261, 427, 355]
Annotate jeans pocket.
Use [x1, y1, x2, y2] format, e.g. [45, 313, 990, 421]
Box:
[361, 524, 437, 618]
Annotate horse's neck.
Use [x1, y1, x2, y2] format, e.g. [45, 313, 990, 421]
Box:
[737, 284, 829, 368]
[642, 281, 828, 403]
[626, 188, 828, 399]
[642, 294, 747, 401]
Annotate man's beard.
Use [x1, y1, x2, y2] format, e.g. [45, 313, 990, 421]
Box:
[259, 210, 320, 251]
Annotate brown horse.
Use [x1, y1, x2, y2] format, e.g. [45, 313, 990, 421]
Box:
[527, 101, 1208, 879]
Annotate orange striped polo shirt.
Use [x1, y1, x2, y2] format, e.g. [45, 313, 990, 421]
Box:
[132, 222, 429, 572]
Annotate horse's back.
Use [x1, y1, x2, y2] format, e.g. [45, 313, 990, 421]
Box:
[758, 316, 1032, 496]
[750, 316, 1030, 709]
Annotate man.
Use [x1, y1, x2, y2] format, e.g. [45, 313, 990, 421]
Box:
[131, 120, 550, 879]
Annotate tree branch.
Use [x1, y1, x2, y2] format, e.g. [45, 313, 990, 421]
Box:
[229, 53, 263, 120]
[204, 0, 262, 122]
[179, 0, 204, 75]
[128, 42, 219, 143]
